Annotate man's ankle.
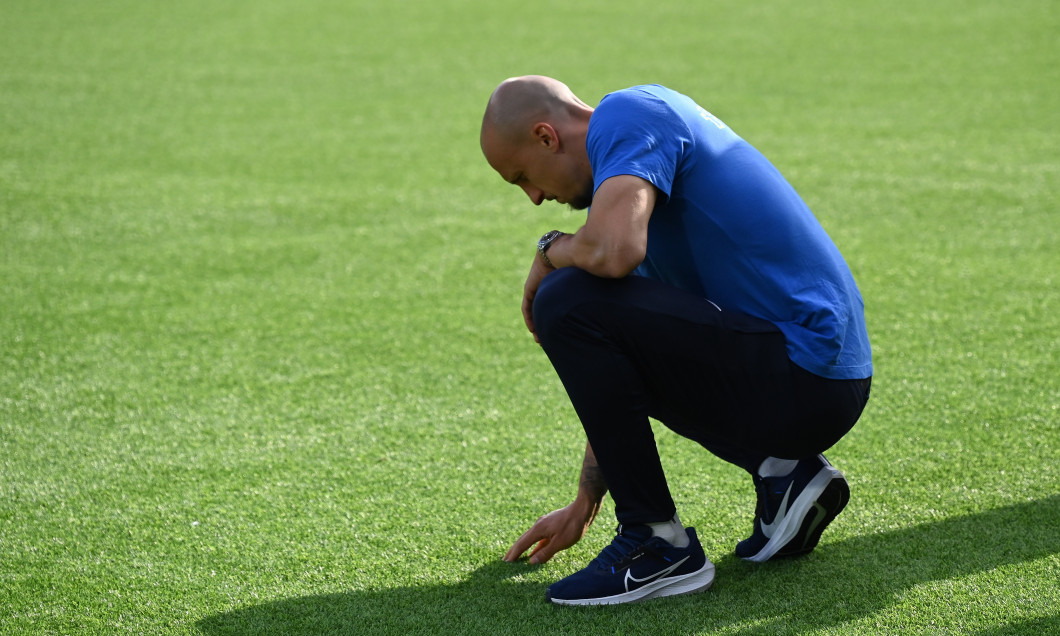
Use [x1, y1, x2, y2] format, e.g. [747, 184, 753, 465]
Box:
[647, 514, 690, 548]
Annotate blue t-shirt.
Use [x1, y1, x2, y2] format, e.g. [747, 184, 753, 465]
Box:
[587, 85, 872, 380]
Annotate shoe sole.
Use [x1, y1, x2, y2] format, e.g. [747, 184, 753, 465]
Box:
[777, 472, 849, 557]
[549, 559, 716, 606]
[743, 465, 847, 563]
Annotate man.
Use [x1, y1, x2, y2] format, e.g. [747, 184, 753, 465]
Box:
[479, 76, 872, 606]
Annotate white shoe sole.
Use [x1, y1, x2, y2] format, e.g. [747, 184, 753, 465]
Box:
[549, 558, 716, 606]
[744, 464, 843, 563]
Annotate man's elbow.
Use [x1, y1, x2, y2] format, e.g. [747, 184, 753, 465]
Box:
[588, 244, 645, 278]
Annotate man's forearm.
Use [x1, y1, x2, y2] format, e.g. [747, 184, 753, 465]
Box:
[536, 175, 656, 278]
[577, 442, 607, 526]
[541, 229, 643, 280]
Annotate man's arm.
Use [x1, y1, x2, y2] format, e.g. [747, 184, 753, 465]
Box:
[577, 442, 608, 506]
[503, 442, 608, 564]
[544, 174, 656, 278]
[507, 176, 654, 561]
[522, 175, 656, 340]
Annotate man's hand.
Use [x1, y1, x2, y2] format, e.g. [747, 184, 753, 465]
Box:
[521, 253, 555, 344]
[504, 443, 606, 564]
[503, 501, 594, 564]
[520, 176, 655, 342]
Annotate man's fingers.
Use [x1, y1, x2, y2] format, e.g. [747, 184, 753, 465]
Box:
[522, 296, 542, 344]
[504, 528, 544, 562]
[504, 505, 585, 564]
[522, 306, 535, 335]
[522, 290, 536, 332]
[527, 539, 556, 565]
[503, 539, 528, 562]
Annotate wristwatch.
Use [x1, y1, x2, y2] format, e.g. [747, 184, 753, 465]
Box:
[537, 230, 565, 268]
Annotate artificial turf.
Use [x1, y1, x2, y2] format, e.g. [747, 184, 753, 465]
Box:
[2, 0, 1057, 633]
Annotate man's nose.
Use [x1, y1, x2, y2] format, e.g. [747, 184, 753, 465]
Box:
[521, 184, 545, 206]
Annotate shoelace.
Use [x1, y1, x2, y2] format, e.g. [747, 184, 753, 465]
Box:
[594, 526, 662, 569]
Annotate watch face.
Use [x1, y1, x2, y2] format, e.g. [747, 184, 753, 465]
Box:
[539, 230, 562, 250]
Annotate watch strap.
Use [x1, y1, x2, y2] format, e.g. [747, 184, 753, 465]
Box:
[537, 230, 564, 268]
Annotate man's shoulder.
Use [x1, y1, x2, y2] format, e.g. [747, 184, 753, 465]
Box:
[592, 85, 685, 132]
[587, 85, 694, 197]
[598, 84, 673, 110]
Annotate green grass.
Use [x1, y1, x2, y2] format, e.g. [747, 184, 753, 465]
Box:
[2, 0, 1057, 634]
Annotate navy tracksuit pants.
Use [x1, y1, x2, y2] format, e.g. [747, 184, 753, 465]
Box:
[533, 267, 871, 525]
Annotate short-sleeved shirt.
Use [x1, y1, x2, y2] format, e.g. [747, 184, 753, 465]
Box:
[587, 85, 872, 380]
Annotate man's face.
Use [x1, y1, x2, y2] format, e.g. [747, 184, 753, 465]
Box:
[482, 129, 593, 211]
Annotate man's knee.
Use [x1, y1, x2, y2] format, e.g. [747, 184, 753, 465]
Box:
[533, 268, 605, 345]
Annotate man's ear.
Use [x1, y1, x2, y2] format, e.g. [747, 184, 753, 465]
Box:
[532, 123, 560, 152]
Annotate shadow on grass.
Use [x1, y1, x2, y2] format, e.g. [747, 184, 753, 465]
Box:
[197, 495, 1060, 635]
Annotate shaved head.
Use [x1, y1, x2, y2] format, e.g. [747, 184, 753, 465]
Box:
[481, 75, 591, 147]
[480, 76, 595, 210]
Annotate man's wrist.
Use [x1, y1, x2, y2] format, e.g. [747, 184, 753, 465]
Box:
[537, 230, 565, 268]
[571, 491, 604, 527]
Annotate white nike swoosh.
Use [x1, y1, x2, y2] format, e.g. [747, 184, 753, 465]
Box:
[760, 483, 793, 539]
[623, 555, 690, 592]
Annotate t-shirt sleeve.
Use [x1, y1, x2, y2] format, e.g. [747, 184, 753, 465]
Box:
[586, 90, 693, 202]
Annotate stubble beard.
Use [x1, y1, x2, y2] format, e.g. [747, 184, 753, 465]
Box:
[566, 183, 594, 211]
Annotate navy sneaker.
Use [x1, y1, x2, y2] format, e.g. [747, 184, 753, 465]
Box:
[735, 455, 850, 563]
[546, 524, 715, 606]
